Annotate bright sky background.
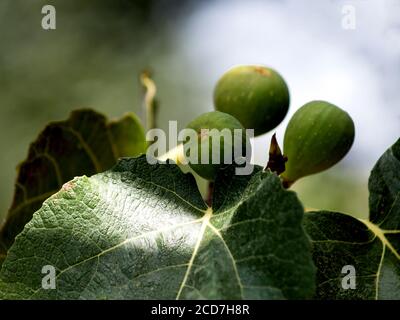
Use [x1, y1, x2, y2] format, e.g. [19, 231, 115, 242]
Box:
[175, 0, 400, 173]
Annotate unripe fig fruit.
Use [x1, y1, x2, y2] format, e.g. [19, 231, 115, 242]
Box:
[213, 65, 290, 136]
[183, 111, 249, 180]
[281, 100, 355, 185]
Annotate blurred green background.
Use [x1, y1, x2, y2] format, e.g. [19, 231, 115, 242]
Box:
[1, 0, 399, 223]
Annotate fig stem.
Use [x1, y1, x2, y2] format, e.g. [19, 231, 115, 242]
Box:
[140, 70, 157, 136]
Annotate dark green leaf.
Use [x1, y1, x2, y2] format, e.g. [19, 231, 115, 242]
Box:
[304, 138, 400, 299]
[0, 109, 146, 256]
[0, 157, 315, 299]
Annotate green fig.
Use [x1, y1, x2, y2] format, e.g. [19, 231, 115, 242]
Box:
[183, 111, 250, 180]
[213, 65, 290, 136]
[281, 100, 355, 186]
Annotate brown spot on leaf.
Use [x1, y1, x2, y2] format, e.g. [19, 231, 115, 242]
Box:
[62, 181, 75, 191]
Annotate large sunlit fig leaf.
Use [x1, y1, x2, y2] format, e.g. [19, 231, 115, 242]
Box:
[304, 138, 400, 299]
[0, 109, 146, 257]
[0, 157, 315, 299]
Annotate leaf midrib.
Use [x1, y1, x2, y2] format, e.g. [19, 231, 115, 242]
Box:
[176, 208, 245, 300]
[359, 219, 400, 260]
[176, 208, 212, 299]
[359, 218, 400, 300]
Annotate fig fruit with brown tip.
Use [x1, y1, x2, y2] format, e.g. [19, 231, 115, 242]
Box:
[183, 111, 250, 180]
[213, 65, 290, 136]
